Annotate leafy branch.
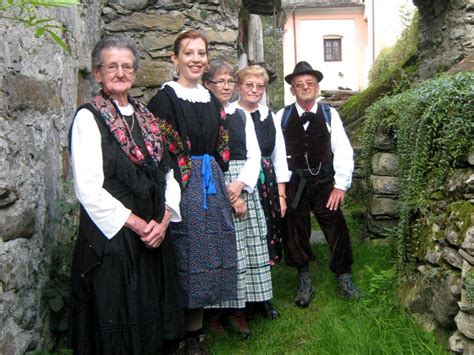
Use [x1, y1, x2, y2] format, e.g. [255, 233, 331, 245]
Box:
[0, 0, 79, 53]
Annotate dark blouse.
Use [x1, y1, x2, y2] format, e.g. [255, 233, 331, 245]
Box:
[148, 85, 221, 156]
[227, 108, 247, 161]
[250, 109, 276, 157]
[147, 83, 229, 188]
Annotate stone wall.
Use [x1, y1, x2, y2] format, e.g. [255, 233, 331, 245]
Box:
[102, 0, 240, 104]
[366, 144, 400, 240]
[364, 124, 474, 354]
[0, 1, 241, 353]
[361, 1, 474, 352]
[396, 153, 474, 353]
[413, 0, 474, 80]
[0, 2, 103, 353]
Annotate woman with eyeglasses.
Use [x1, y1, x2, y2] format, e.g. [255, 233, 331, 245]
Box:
[234, 65, 291, 319]
[69, 34, 184, 354]
[147, 31, 237, 354]
[202, 60, 269, 339]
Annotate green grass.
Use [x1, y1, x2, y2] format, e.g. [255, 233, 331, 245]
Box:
[206, 240, 448, 354]
[34, 201, 447, 355]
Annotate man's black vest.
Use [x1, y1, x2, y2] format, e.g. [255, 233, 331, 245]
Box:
[281, 104, 334, 173]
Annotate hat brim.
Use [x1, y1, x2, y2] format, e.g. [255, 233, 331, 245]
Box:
[285, 70, 323, 85]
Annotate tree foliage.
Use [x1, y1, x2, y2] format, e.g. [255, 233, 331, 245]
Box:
[0, 0, 79, 53]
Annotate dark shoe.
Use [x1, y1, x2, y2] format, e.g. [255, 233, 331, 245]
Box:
[226, 311, 251, 340]
[244, 302, 256, 320]
[336, 273, 362, 300]
[162, 339, 186, 355]
[207, 312, 225, 333]
[295, 278, 315, 308]
[183, 334, 208, 355]
[260, 301, 279, 319]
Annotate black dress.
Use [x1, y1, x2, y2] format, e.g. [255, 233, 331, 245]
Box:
[70, 105, 184, 355]
[148, 83, 237, 309]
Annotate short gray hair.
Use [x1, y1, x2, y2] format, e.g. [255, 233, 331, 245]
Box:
[91, 34, 140, 69]
[203, 60, 235, 83]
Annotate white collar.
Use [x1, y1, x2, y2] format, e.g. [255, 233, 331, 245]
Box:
[114, 101, 134, 116]
[235, 102, 269, 121]
[163, 81, 211, 103]
[225, 102, 237, 114]
[295, 101, 318, 116]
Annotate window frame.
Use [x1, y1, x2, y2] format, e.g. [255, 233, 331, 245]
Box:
[323, 38, 342, 62]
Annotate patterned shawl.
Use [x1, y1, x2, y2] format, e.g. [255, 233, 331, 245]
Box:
[90, 91, 164, 166]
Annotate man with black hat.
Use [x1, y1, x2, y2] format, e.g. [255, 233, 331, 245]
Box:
[276, 61, 361, 308]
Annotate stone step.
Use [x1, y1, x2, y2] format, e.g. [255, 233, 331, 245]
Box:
[310, 230, 326, 244]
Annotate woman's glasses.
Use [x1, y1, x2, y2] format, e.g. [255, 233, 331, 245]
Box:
[244, 82, 265, 91]
[100, 63, 136, 74]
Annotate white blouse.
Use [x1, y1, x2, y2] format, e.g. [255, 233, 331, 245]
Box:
[71, 105, 182, 239]
[225, 103, 261, 192]
[235, 102, 291, 184]
[275, 102, 354, 191]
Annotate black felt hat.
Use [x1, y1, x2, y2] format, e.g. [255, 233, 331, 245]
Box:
[284, 61, 323, 85]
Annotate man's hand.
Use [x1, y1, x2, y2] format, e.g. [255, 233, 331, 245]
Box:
[326, 188, 345, 211]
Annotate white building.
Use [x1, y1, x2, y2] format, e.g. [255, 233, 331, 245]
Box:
[281, 0, 415, 104]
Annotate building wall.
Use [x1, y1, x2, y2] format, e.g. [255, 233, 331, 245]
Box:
[282, 0, 415, 104]
[282, 6, 367, 103]
[365, 0, 416, 66]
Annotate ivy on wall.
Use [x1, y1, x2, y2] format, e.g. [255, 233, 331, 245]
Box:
[361, 71, 474, 265]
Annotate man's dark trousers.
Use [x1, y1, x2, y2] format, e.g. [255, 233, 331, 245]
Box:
[282, 173, 353, 276]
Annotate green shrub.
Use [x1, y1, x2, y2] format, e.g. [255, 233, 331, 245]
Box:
[361, 71, 474, 264]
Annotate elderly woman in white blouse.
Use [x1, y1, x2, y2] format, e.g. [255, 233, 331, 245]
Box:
[69, 34, 183, 355]
[234, 65, 292, 319]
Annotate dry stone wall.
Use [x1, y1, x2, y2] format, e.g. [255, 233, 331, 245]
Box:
[103, 0, 240, 104]
[0, 3, 103, 353]
[366, 134, 400, 239]
[364, 134, 474, 354]
[361, 1, 474, 351]
[0, 1, 240, 353]
[413, 0, 474, 80]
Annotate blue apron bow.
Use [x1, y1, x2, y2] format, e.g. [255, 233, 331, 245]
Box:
[191, 154, 216, 210]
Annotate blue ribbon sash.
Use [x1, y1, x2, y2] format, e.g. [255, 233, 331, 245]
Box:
[191, 154, 216, 210]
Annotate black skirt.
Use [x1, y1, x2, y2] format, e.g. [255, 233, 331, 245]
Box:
[70, 217, 184, 355]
